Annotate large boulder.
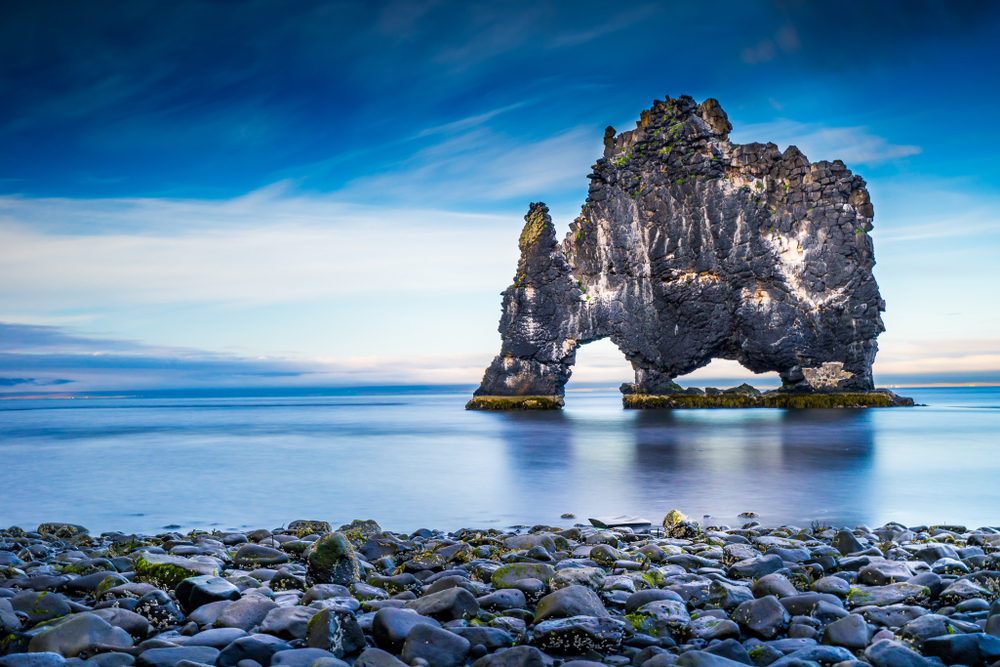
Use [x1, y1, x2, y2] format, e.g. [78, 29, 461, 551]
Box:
[470, 95, 890, 405]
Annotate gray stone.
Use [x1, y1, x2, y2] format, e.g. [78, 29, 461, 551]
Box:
[402, 587, 479, 621]
[305, 534, 359, 587]
[469, 646, 548, 667]
[846, 583, 929, 608]
[912, 545, 960, 566]
[533, 586, 609, 624]
[923, 633, 1000, 667]
[371, 608, 441, 654]
[353, 648, 407, 667]
[1, 597, 23, 633]
[182, 628, 248, 649]
[832, 532, 865, 557]
[858, 562, 913, 587]
[855, 604, 927, 629]
[87, 608, 149, 640]
[677, 652, 751, 667]
[767, 646, 854, 667]
[626, 599, 690, 638]
[549, 567, 606, 592]
[0, 654, 67, 667]
[303, 609, 364, 658]
[752, 575, 798, 600]
[215, 634, 291, 667]
[779, 593, 845, 617]
[188, 601, 232, 627]
[898, 614, 969, 648]
[400, 623, 469, 667]
[490, 563, 555, 589]
[175, 576, 240, 614]
[449, 625, 514, 650]
[729, 556, 785, 581]
[476, 589, 527, 612]
[232, 546, 288, 570]
[84, 654, 133, 667]
[733, 596, 790, 639]
[270, 649, 335, 667]
[708, 581, 754, 611]
[706, 638, 752, 665]
[939, 578, 991, 604]
[811, 578, 851, 597]
[530, 615, 626, 654]
[12, 591, 73, 626]
[134, 647, 219, 667]
[259, 607, 318, 640]
[688, 616, 740, 641]
[28, 614, 133, 657]
[625, 590, 685, 614]
[214, 597, 279, 632]
[821, 614, 870, 651]
[864, 639, 936, 667]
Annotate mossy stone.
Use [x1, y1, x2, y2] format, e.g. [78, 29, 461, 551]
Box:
[306, 532, 360, 586]
[465, 396, 564, 411]
[132, 552, 218, 590]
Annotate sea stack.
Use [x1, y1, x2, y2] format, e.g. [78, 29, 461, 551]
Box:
[469, 95, 908, 410]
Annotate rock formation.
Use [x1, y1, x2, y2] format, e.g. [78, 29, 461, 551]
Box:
[471, 95, 889, 408]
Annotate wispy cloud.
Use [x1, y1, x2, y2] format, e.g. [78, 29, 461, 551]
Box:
[0, 321, 493, 391]
[730, 120, 921, 166]
[0, 189, 522, 312]
[874, 338, 1000, 376]
[339, 125, 598, 204]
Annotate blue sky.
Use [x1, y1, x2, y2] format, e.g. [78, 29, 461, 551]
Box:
[1, 0, 999, 391]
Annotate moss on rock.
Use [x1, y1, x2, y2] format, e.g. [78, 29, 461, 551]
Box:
[623, 390, 913, 410]
[466, 395, 565, 411]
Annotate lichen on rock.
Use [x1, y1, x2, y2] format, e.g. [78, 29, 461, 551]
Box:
[472, 95, 893, 408]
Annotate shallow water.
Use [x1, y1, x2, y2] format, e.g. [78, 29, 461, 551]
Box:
[1, 386, 998, 534]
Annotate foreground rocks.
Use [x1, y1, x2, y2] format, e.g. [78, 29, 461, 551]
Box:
[3, 515, 1000, 667]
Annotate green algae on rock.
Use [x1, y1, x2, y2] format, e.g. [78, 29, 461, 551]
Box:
[465, 395, 565, 411]
[132, 552, 219, 589]
[622, 389, 914, 409]
[306, 532, 360, 586]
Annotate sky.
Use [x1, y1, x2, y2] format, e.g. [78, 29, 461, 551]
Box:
[1, 0, 999, 392]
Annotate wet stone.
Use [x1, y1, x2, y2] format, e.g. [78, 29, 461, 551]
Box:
[531, 615, 627, 654]
[399, 623, 469, 667]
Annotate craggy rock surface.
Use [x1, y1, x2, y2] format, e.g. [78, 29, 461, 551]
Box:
[4, 516, 1000, 667]
[473, 95, 887, 404]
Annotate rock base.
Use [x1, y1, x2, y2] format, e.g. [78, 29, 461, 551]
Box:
[465, 395, 565, 411]
[623, 389, 914, 409]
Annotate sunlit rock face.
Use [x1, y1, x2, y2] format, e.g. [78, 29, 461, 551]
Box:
[474, 95, 884, 400]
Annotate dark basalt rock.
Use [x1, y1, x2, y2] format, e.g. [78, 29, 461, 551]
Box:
[470, 95, 906, 409]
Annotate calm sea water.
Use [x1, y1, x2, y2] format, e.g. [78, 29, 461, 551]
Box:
[1, 387, 998, 535]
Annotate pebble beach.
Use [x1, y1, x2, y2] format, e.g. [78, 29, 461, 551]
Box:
[3, 514, 1000, 667]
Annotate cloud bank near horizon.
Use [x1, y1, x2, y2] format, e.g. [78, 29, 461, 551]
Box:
[4, 322, 1000, 394]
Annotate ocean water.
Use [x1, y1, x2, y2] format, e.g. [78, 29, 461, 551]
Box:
[1, 386, 998, 535]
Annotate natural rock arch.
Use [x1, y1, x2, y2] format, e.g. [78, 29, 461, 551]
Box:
[471, 95, 886, 408]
